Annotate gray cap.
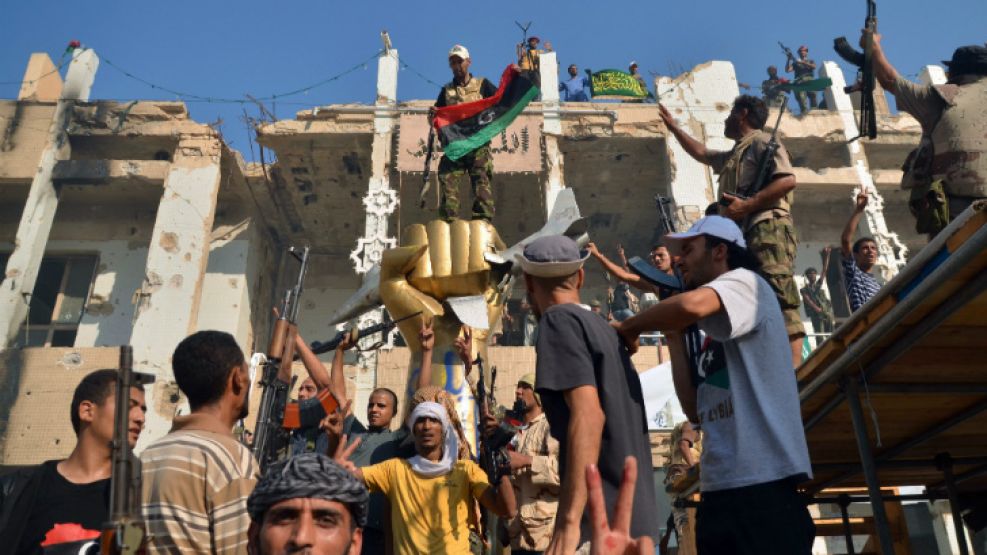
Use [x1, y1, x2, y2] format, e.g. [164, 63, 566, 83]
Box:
[519, 235, 590, 278]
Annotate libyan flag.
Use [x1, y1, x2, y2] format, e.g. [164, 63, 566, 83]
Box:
[432, 65, 540, 161]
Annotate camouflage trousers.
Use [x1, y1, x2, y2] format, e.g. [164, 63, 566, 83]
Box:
[438, 145, 494, 222]
[746, 217, 805, 338]
[793, 76, 817, 114]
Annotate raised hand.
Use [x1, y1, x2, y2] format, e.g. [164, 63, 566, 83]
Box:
[855, 190, 869, 212]
[588, 457, 655, 555]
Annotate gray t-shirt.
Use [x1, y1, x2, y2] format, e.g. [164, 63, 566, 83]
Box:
[696, 268, 812, 492]
[535, 303, 659, 544]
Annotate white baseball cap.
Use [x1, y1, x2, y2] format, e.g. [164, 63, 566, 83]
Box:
[664, 215, 747, 255]
[448, 45, 470, 60]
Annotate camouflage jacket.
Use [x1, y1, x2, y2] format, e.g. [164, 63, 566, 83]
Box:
[507, 413, 560, 551]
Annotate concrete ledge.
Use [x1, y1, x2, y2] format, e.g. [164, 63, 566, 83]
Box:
[52, 159, 170, 186]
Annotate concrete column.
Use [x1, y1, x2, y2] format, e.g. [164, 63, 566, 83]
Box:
[131, 135, 223, 449]
[540, 52, 565, 215]
[820, 62, 908, 281]
[348, 49, 400, 420]
[0, 48, 98, 348]
[656, 61, 739, 226]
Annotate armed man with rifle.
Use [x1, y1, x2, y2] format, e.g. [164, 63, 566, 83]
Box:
[0, 356, 148, 555]
[782, 43, 818, 114]
[861, 29, 987, 236]
[659, 95, 805, 367]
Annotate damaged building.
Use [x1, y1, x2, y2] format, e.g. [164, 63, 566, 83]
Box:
[3, 43, 975, 552]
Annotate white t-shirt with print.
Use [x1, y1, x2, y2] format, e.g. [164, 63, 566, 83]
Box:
[695, 268, 812, 492]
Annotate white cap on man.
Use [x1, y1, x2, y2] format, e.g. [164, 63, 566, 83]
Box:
[448, 45, 470, 60]
[663, 215, 747, 255]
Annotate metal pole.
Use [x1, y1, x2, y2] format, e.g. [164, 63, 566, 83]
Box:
[844, 378, 896, 554]
[838, 494, 857, 555]
[936, 453, 970, 555]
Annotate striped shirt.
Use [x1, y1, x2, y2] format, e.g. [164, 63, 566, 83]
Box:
[141, 413, 259, 554]
[841, 255, 882, 312]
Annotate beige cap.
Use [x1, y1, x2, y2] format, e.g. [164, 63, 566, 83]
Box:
[448, 45, 470, 60]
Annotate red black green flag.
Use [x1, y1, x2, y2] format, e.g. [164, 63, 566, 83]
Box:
[432, 65, 540, 161]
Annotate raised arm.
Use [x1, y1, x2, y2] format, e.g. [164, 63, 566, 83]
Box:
[586, 243, 645, 288]
[864, 30, 898, 92]
[842, 192, 868, 258]
[417, 318, 436, 391]
[659, 104, 712, 164]
[821, 245, 833, 278]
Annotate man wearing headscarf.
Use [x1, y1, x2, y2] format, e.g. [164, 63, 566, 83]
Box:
[247, 453, 368, 555]
[503, 373, 560, 555]
[335, 401, 516, 554]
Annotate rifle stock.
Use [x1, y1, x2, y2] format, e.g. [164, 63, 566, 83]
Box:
[100, 346, 155, 555]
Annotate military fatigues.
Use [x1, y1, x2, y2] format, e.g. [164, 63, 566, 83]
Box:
[709, 130, 805, 338]
[506, 413, 560, 552]
[894, 74, 987, 234]
[761, 77, 788, 108]
[435, 76, 498, 221]
[801, 280, 834, 333]
[788, 58, 817, 114]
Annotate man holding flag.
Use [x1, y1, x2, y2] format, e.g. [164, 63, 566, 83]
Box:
[431, 45, 498, 222]
[428, 45, 541, 222]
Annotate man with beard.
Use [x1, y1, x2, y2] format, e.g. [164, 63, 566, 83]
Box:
[617, 216, 814, 554]
[0, 370, 146, 554]
[247, 453, 368, 555]
[432, 45, 499, 222]
[659, 95, 804, 367]
[141, 330, 260, 554]
[841, 191, 882, 312]
[334, 401, 516, 554]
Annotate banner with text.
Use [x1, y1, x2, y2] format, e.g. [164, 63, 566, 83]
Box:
[587, 69, 651, 100]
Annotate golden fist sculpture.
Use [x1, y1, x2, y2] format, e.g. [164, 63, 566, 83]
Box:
[379, 219, 510, 455]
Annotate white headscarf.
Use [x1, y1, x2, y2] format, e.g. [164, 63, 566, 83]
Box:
[406, 401, 459, 477]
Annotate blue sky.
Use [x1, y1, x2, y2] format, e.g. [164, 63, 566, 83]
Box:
[2, 0, 984, 160]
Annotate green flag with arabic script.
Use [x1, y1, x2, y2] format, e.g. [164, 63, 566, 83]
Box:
[586, 69, 652, 100]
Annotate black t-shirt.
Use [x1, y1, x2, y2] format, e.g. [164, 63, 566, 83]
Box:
[16, 463, 110, 555]
[534, 303, 659, 544]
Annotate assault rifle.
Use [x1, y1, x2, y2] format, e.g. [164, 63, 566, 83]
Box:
[420, 127, 436, 208]
[306, 311, 421, 356]
[717, 98, 789, 206]
[100, 346, 155, 555]
[834, 0, 878, 140]
[627, 195, 682, 292]
[253, 246, 310, 469]
[475, 357, 510, 482]
[779, 41, 797, 64]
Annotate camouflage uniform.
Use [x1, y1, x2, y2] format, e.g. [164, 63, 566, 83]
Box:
[709, 130, 805, 339]
[893, 73, 987, 229]
[801, 279, 834, 333]
[761, 77, 788, 108]
[437, 76, 497, 222]
[506, 413, 560, 552]
[787, 57, 817, 114]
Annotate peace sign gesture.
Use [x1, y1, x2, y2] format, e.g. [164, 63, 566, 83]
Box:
[587, 456, 655, 555]
[332, 434, 365, 481]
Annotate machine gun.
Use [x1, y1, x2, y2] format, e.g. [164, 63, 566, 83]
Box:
[834, 0, 878, 141]
[253, 246, 310, 469]
[627, 195, 683, 293]
[100, 346, 155, 555]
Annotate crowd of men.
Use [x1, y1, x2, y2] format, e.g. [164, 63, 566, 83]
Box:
[1, 28, 985, 555]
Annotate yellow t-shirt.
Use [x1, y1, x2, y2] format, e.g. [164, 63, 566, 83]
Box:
[362, 458, 490, 555]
